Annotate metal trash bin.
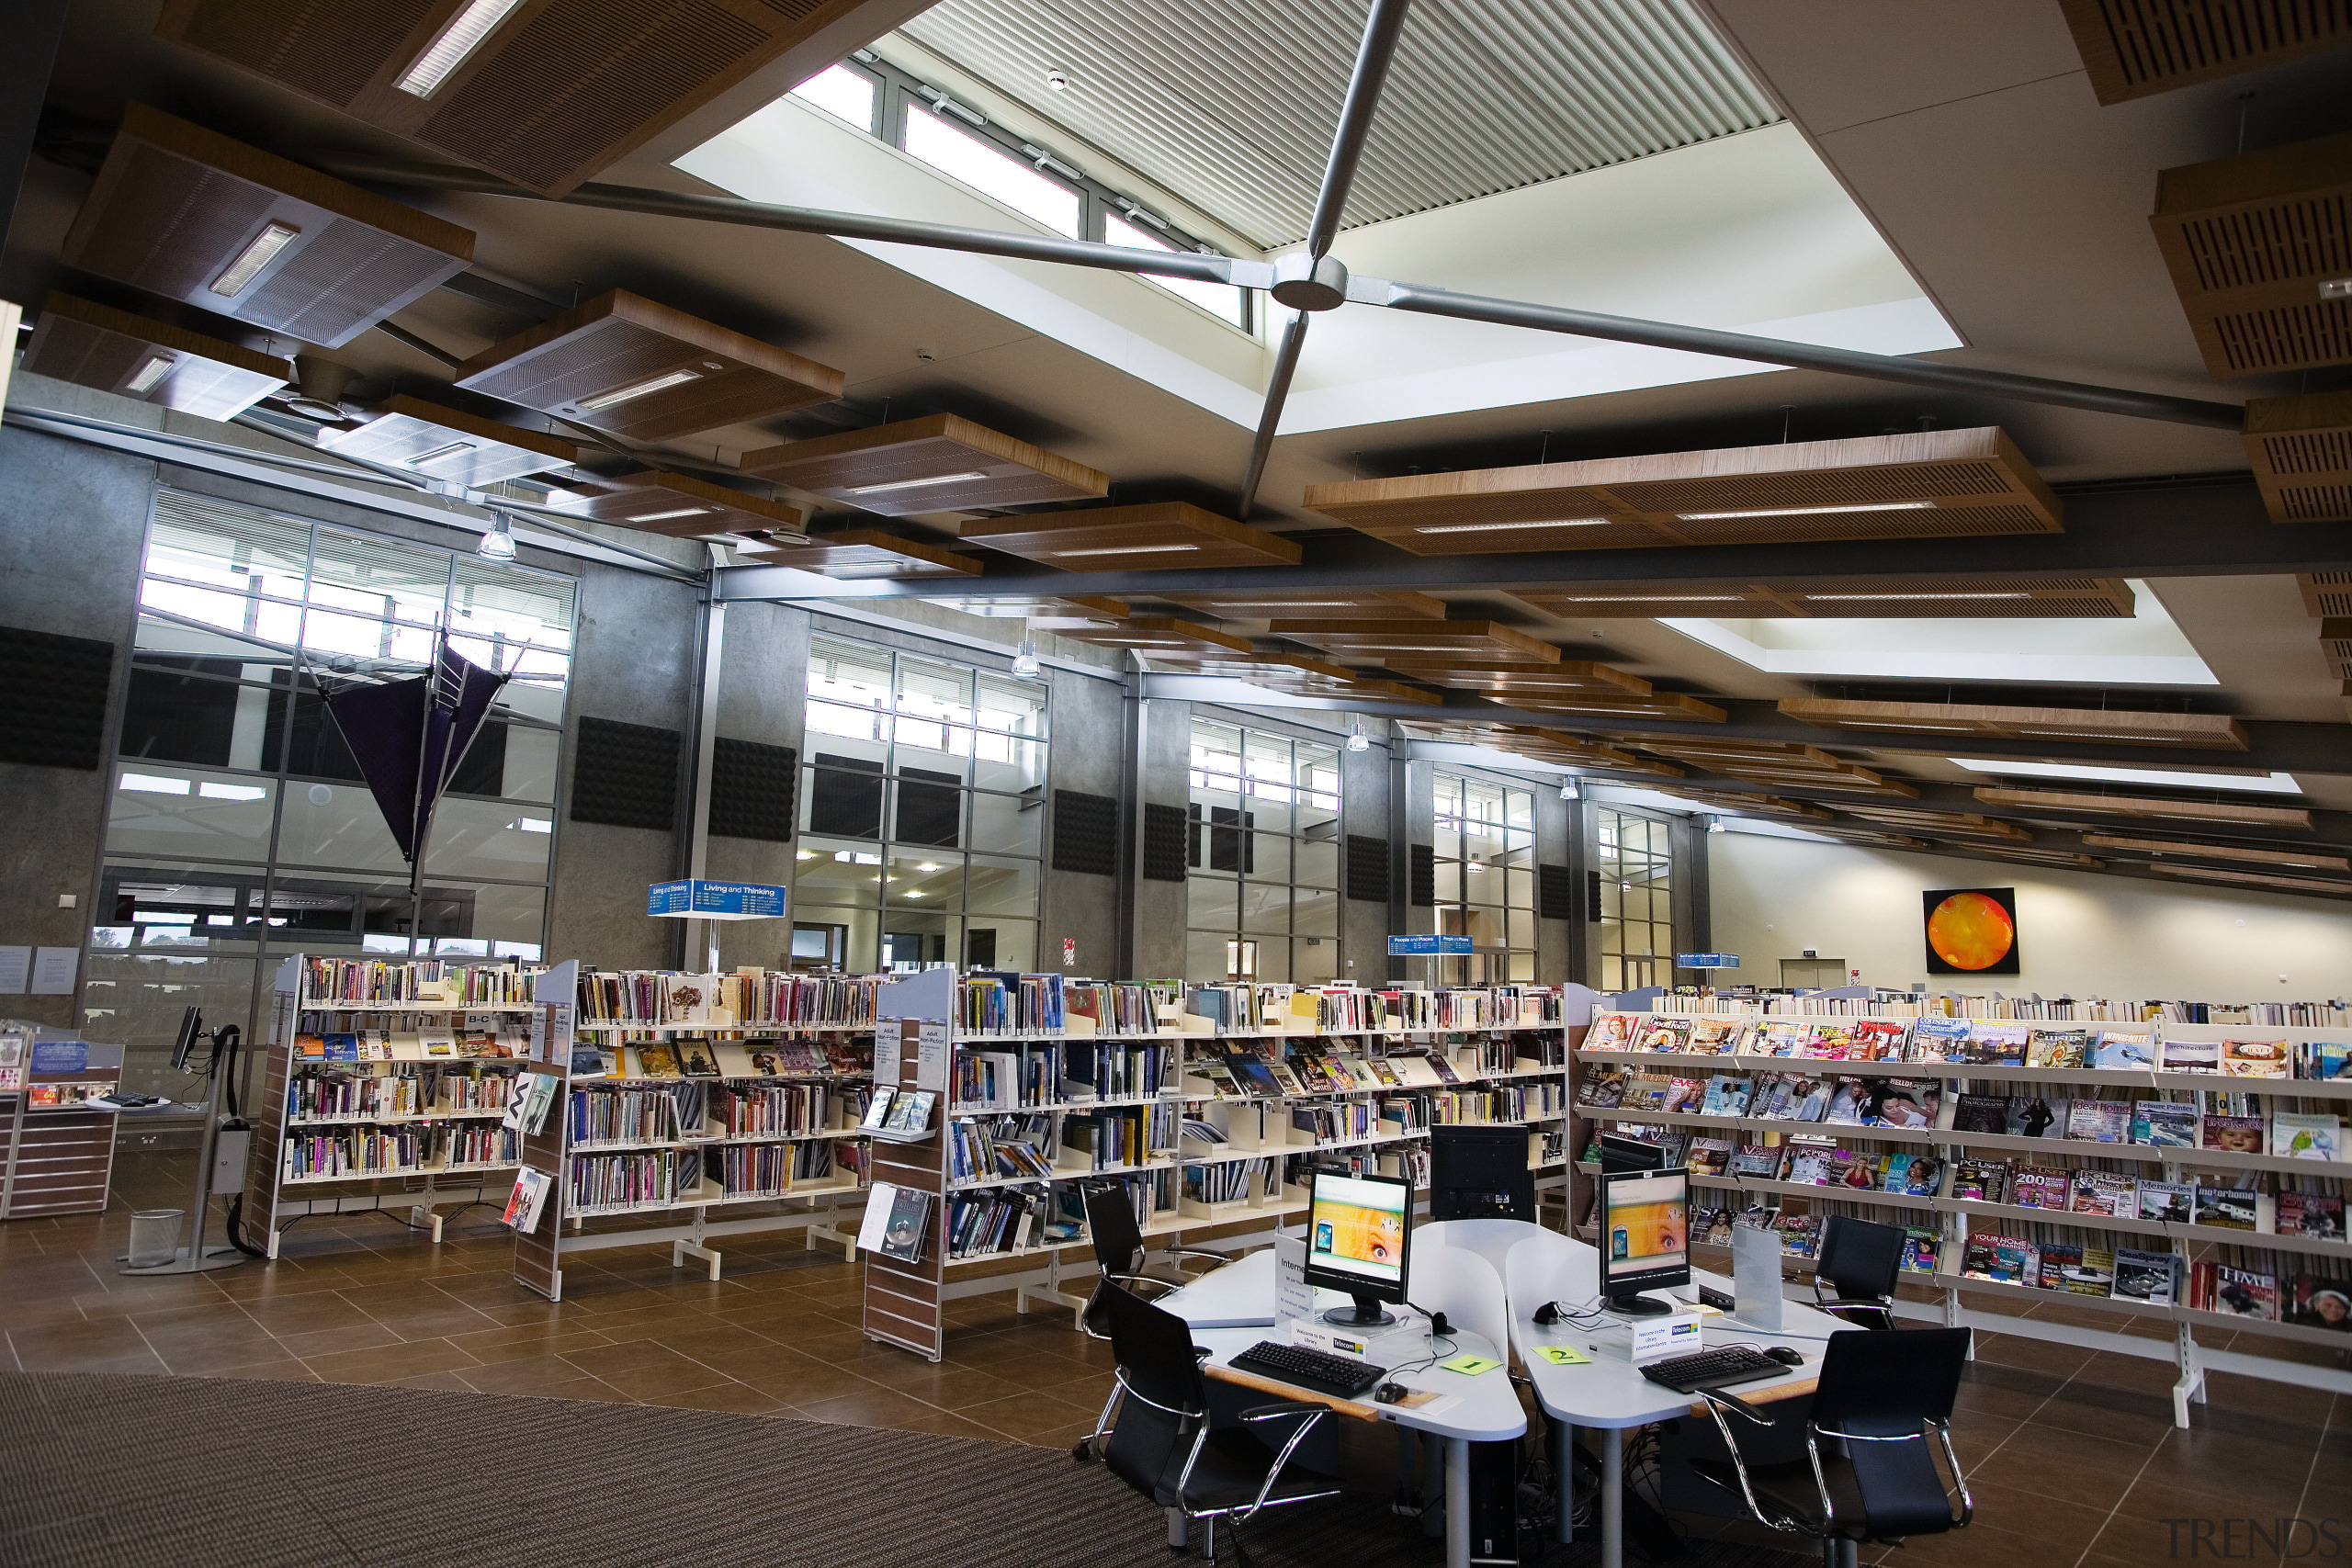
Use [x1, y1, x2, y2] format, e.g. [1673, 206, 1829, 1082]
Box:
[127, 1209, 184, 1269]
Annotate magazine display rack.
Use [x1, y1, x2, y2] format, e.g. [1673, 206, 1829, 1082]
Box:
[244, 956, 549, 1255]
[0, 1023, 123, 1219]
[1570, 1003, 2352, 1426]
[506, 965, 885, 1301]
[859, 970, 1573, 1359]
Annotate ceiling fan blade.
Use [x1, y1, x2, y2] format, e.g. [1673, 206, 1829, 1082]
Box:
[1238, 310, 1313, 519]
[1301, 0, 1416, 261]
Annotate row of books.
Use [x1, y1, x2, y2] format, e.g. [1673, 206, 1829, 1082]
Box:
[294, 1026, 531, 1062]
[2184, 1259, 2350, 1324]
[1957, 1229, 2349, 1324]
[1589, 1011, 2349, 1079]
[572, 970, 886, 1029]
[1951, 1091, 2342, 1161]
[567, 1038, 866, 1081]
[1183, 1156, 1283, 1206]
[285, 1064, 522, 1122]
[1581, 1066, 1946, 1128]
[569, 1087, 687, 1146]
[944, 1189, 1049, 1258]
[959, 972, 1067, 1035]
[1205, 1044, 1546, 1100]
[1660, 991, 2352, 1026]
[947, 1113, 1058, 1183]
[1064, 980, 1182, 1035]
[301, 958, 541, 1008]
[568, 1149, 684, 1210]
[281, 1124, 519, 1179]
[1947, 1158, 2344, 1237]
[1687, 1206, 1941, 1270]
[949, 1041, 1179, 1109]
[707, 1140, 836, 1197]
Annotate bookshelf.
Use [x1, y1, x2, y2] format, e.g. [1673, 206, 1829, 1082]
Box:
[504, 966, 885, 1301]
[243, 956, 549, 1254]
[859, 972, 1572, 1359]
[1569, 1003, 2352, 1426]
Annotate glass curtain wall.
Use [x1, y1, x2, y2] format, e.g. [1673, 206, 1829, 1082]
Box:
[1184, 719, 1341, 984]
[1430, 771, 1537, 984]
[794, 633, 1046, 972]
[1596, 808, 1675, 990]
[88, 489, 574, 1090]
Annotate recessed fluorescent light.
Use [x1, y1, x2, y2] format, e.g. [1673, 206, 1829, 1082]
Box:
[2014, 729, 2189, 741]
[209, 222, 300, 297]
[397, 0, 525, 98]
[1413, 519, 1611, 534]
[1679, 501, 1934, 522]
[574, 368, 702, 412]
[120, 773, 190, 795]
[1839, 722, 1977, 731]
[625, 506, 717, 524]
[1951, 758, 2301, 794]
[1047, 544, 1200, 558]
[1803, 592, 2028, 602]
[1347, 645, 1476, 652]
[1566, 594, 1745, 603]
[124, 353, 177, 394]
[198, 782, 266, 802]
[843, 470, 988, 497]
[1221, 600, 1358, 608]
[405, 441, 479, 472]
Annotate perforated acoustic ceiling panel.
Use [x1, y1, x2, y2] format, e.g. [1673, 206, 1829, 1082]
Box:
[456, 290, 844, 443]
[556, 473, 808, 538]
[1051, 790, 1120, 877]
[1778, 697, 2249, 750]
[708, 739, 797, 841]
[60, 105, 472, 350]
[571, 716, 680, 830]
[739, 414, 1109, 516]
[0, 628, 116, 770]
[2245, 394, 2352, 523]
[1141, 802, 1190, 883]
[318, 395, 578, 488]
[732, 529, 982, 579]
[1537, 863, 1577, 922]
[1514, 576, 2138, 618]
[21, 294, 290, 422]
[963, 502, 1303, 570]
[156, 0, 879, 197]
[2300, 572, 2352, 615]
[2151, 131, 2352, 378]
[2056, 0, 2352, 104]
[1303, 428, 2061, 555]
[1345, 834, 1390, 904]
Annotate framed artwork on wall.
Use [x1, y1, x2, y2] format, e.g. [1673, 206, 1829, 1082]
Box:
[1923, 886, 2019, 976]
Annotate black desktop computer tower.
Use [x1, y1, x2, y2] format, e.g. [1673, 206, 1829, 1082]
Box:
[1466, 1437, 1521, 1565]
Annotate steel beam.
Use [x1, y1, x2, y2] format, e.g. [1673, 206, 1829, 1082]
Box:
[1237, 310, 1312, 517]
[1302, 0, 1415, 261]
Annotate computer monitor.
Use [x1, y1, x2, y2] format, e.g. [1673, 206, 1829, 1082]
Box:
[1303, 1169, 1412, 1327]
[1598, 1132, 1668, 1174]
[170, 1007, 204, 1074]
[1430, 1125, 1534, 1221]
[1600, 1168, 1690, 1315]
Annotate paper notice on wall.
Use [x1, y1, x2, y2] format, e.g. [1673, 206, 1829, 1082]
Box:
[29, 948, 76, 996]
[0, 947, 28, 995]
[915, 1021, 950, 1093]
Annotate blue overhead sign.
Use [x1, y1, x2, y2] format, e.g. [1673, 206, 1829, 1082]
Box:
[647, 880, 786, 920]
[1389, 934, 1474, 956]
[1676, 953, 1740, 969]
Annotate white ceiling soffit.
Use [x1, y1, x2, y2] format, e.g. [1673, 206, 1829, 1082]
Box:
[896, 0, 1783, 249]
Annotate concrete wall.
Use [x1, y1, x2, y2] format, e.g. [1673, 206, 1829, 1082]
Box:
[1134, 695, 1192, 981]
[1709, 829, 2352, 1000]
[1336, 729, 1395, 989]
[1035, 660, 1123, 979]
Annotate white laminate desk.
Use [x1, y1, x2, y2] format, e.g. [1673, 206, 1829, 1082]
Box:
[1155, 1249, 1528, 1568]
[1507, 1237, 1857, 1568]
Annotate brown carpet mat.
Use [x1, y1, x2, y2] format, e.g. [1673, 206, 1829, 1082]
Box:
[0, 1371, 1817, 1567]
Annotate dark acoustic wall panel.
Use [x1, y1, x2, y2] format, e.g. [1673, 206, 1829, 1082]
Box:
[1142, 803, 1191, 883]
[710, 739, 797, 841]
[120, 660, 242, 767]
[1588, 869, 1605, 922]
[1409, 843, 1434, 908]
[571, 716, 679, 830]
[1345, 834, 1390, 903]
[0, 628, 116, 770]
[1051, 790, 1119, 876]
[807, 753, 883, 839]
[1538, 863, 1577, 921]
[896, 766, 964, 848]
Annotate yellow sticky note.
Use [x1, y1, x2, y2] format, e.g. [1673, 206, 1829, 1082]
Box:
[1538, 1347, 1591, 1366]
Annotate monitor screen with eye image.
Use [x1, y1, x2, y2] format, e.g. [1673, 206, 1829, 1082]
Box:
[1600, 1168, 1690, 1315]
[1303, 1169, 1412, 1326]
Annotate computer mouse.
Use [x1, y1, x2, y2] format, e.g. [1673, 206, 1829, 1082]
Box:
[1764, 1346, 1805, 1367]
[1373, 1382, 1408, 1404]
[1532, 1301, 1562, 1325]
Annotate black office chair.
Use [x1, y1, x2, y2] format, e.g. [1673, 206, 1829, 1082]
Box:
[1810, 1214, 1906, 1331]
[1076, 1179, 1229, 1339]
[1682, 1326, 1974, 1568]
[1085, 1282, 1342, 1565]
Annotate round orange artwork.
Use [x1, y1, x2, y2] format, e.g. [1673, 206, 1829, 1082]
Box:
[1927, 892, 2015, 971]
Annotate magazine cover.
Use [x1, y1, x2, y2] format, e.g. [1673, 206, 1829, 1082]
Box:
[2221, 1038, 2291, 1078]
[2214, 1265, 2280, 1320]
[2300, 1040, 2351, 1080]
[2113, 1248, 2179, 1305]
[1962, 1022, 2030, 1066]
[1688, 1019, 1743, 1055]
[2070, 1170, 2137, 1216]
[1824, 1077, 1868, 1124]
[2067, 1247, 2117, 1297]
[2201, 1114, 2265, 1153]
[2290, 1276, 2352, 1331]
[1807, 1022, 1856, 1061]
[2278, 1191, 2346, 1241]
[2064, 1100, 2130, 1143]
[635, 1043, 682, 1078]
[2160, 1037, 2221, 1074]
[1849, 1020, 1905, 1062]
[2191, 1185, 2258, 1230]
[2014, 1166, 2072, 1211]
[2136, 1179, 2194, 1224]
[1587, 1013, 1636, 1051]
[2026, 1028, 2090, 1069]
[2035, 1242, 2083, 1291]
[2007, 1095, 2067, 1139]
[2090, 1029, 2154, 1069]
[1758, 1021, 1811, 1057]
[2131, 1100, 2198, 1148]
[2270, 1111, 2343, 1161]
[1640, 1018, 1693, 1053]
[1952, 1093, 2007, 1134]
[1864, 1078, 1939, 1128]
[1905, 1017, 1970, 1062]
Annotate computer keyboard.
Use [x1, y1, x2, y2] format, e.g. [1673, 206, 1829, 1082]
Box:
[1228, 1340, 1386, 1399]
[1637, 1345, 1795, 1394]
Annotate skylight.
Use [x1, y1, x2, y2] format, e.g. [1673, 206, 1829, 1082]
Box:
[1949, 760, 2303, 795]
[1105, 212, 1246, 326]
[903, 110, 1081, 238]
[791, 63, 876, 132]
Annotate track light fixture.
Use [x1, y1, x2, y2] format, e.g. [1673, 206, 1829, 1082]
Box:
[477, 510, 516, 562]
[1559, 778, 1579, 801]
[1012, 639, 1040, 681]
[1346, 721, 1370, 753]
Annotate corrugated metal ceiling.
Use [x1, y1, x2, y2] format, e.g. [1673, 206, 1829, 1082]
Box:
[896, 0, 1784, 251]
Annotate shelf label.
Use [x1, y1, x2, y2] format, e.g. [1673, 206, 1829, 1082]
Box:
[645, 880, 786, 919]
[1388, 934, 1473, 955]
[1677, 953, 1740, 969]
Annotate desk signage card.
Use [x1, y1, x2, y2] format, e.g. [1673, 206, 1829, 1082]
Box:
[1629, 1311, 1703, 1363]
[1273, 1235, 1315, 1325]
[1733, 1222, 1784, 1332]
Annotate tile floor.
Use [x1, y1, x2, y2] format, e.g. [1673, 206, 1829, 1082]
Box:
[5, 1156, 2346, 1568]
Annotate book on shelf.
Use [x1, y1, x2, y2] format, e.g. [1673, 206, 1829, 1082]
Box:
[2270, 1111, 2343, 1161]
[502, 1168, 551, 1233]
[633, 1044, 682, 1078]
[2289, 1275, 2351, 1331]
[2090, 1029, 2154, 1069]
[2026, 1027, 2090, 1069]
[2201, 1114, 2265, 1153]
[2278, 1190, 2346, 1240]
[2161, 1037, 2221, 1074]
[2064, 1100, 2131, 1143]
[2136, 1179, 2195, 1223]
[2221, 1038, 2290, 1078]
[2132, 1100, 2199, 1148]
[2301, 1040, 2350, 1080]
[2112, 1248, 2180, 1305]
[2190, 1184, 2258, 1230]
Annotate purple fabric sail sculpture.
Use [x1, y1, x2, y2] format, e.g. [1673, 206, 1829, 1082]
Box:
[322, 632, 509, 874]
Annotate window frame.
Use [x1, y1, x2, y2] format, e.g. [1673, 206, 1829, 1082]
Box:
[1183, 717, 1342, 985]
[1594, 806, 1676, 993]
[1430, 769, 1537, 985]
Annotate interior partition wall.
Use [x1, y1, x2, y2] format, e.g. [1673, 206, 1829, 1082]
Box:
[87, 487, 575, 1092]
